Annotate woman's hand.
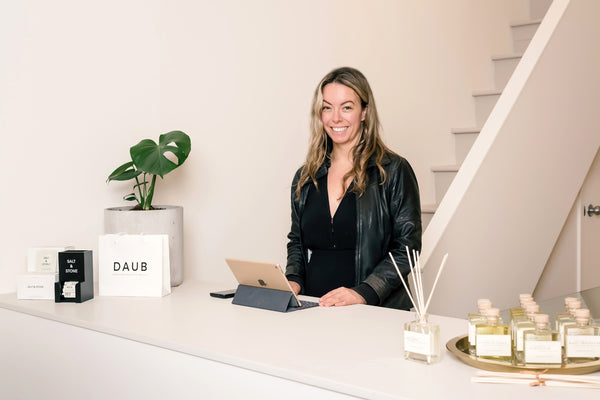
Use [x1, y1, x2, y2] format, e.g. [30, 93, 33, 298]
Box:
[319, 287, 366, 307]
[289, 281, 301, 295]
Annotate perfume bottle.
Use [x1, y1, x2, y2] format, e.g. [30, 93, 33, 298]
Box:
[509, 297, 527, 340]
[513, 303, 540, 365]
[513, 299, 537, 335]
[404, 315, 440, 364]
[555, 297, 578, 330]
[564, 309, 600, 363]
[557, 299, 581, 347]
[523, 314, 562, 366]
[468, 298, 492, 355]
[475, 308, 511, 362]
[513, 294, 535, 339]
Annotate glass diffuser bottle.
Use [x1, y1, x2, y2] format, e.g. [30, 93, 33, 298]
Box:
[513, 302, 540, 365]
[558, 299, 581, 347]
[475, 308, 511, 362]
[564, 308, 600, 363]
[523, 313, 562, 366]
[467, 298, 492, 355]
[404, 315, 441, 364]
[393, 249, 447, 366]
[512, 295, 534, 344]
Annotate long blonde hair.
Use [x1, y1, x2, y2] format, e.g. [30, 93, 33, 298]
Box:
[295, 67, 390, 200]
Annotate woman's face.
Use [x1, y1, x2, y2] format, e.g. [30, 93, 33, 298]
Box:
[321, 83, 366, 149]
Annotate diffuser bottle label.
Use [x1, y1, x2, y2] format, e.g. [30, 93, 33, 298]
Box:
[524, 341, 561, 364]
[404, 330, 433, 355]
[476, 335, 511, 356]
[566, 336, 600, 357]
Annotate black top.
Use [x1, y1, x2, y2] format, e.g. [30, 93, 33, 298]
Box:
[297, 174, 379, 305]
[286, 152, 420, 309]
[301, 174, 357, 297]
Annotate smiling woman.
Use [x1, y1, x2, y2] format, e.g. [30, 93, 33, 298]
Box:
[285, 67, 422, 310]
[321, 83, 366, 151]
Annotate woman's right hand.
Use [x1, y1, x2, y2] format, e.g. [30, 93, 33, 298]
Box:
[289, 281, 301, 295]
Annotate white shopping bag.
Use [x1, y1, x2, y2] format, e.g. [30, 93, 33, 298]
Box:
[99, 234, 171, 297]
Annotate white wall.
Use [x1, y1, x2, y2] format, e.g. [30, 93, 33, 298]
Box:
[0, 1, 528, 292]
[536, 147, 600, 301]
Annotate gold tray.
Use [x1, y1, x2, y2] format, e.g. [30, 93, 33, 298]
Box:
[446, 335, 600, 375]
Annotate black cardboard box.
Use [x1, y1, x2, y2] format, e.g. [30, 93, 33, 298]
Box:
[55, 250, 94, 303]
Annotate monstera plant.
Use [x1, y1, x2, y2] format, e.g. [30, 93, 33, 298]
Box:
[107, 130, 191, 210]
[105, 130, 191, 286]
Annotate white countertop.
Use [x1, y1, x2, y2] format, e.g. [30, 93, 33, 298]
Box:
[1, 280, 598, 399]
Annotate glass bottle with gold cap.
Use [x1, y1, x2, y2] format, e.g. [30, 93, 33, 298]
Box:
[468, 298, 492, 355]
[564, 308, 600, 363]
[475, 308, 511, 362]
[514, 302, 540, 365]
[558, 299, 581, 348]
[523, 313, 562, 366]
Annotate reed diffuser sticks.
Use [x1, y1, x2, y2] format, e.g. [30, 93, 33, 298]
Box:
[389, 247, 448, 322]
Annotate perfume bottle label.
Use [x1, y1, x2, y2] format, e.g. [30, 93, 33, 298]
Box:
[404, 330, 433, 355]
[566, 336, 600, 357]
[524, 341, 561, 363]
[476, 335, 511, 356]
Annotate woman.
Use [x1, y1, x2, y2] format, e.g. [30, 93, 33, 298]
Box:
[285, 67, 422, 309]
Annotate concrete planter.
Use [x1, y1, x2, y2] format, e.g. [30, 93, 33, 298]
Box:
[104, 205, 183, 286]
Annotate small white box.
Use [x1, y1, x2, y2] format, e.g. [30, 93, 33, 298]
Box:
[27, 246, 73, 273]
[18, 273, 58, 300]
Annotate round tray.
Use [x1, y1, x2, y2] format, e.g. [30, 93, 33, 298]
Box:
[446, 335, 600, 375]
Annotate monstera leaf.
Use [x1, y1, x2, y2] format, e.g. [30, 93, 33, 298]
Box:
[130, 130, 191, 178]
[107, 161, 142, 182]
[107, 130, 191, 210]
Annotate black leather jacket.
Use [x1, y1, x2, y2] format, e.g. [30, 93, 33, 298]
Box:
[286, 151, 422, 309]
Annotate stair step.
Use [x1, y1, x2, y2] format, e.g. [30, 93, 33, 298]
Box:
[431, 165, 460, 204]
[491, 53, 524, 60]
[421, 204, 437, 214]
[431, 165, 460, 173]
[529, 0, 552, 20]
[492, 53, 523, 90]
[510, 18, 543, 27]
[451, 127, 481, 134]
[472, 89, 503, 96]
[452, 127, 481, 164]
[424, 8, 548, 226]
[421, 204, 437, 230]
[473, 90, 501, 127]
[511, 19, 542, 53]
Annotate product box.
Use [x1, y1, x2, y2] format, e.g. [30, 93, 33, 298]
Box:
[54, 250, 94, 303]
[17, 273, 58, 300]
[27, 246, 74, 273]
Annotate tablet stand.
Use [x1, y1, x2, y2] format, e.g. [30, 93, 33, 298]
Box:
[232, 284, 299, 312]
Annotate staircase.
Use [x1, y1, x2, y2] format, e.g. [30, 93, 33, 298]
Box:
[420, 0, 600, 318]
[422, 1, 552, 230]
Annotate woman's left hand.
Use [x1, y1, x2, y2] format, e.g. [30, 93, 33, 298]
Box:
[319, 287, 366, 307]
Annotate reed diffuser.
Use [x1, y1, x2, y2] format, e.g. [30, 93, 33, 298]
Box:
[390, 248, 448, 365]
